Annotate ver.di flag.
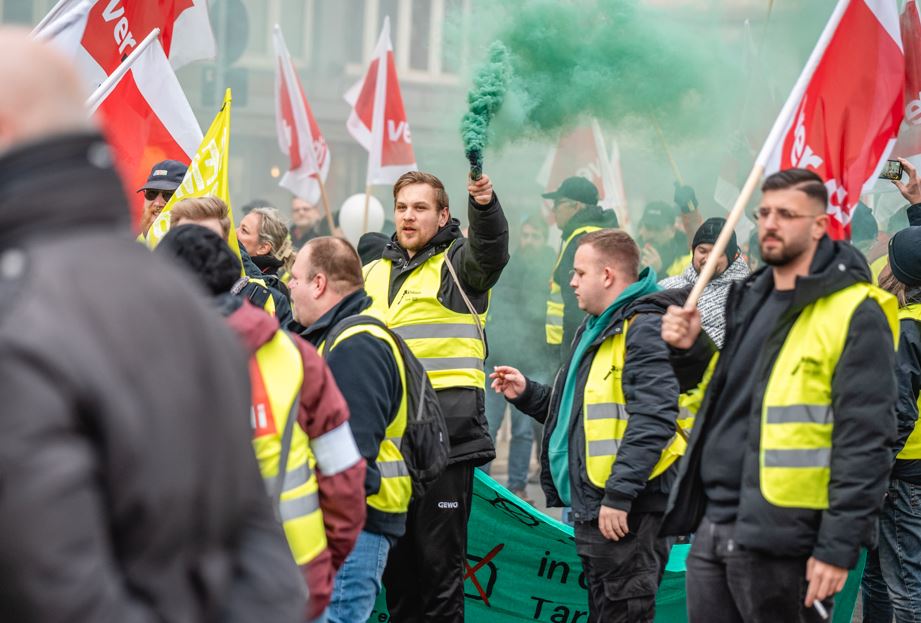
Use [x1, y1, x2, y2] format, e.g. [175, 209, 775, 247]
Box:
[344, 16, 417, 185]
[758, 0, 904, 239]
[273, 25, 330, 205]
[146, 89, 241, 262]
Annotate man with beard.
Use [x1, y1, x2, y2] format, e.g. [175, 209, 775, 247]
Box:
[658, 218, 750, 348]
[661, 168, 899, 622]
[482, 213, 556, 500]
[363, 170, 508, 622]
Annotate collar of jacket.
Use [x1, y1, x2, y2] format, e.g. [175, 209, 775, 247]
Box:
[561, 205, 619, 238]
[0, 131, 129, 248]
[383, 217, 463, 270]
[732, 235, 870, 319]
[681, 255, 750, 287]
[252, 253, 283, 275]
[298, 289, 373, 347]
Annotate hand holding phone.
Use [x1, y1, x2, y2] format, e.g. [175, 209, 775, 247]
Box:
[894, 158, 921, 204]
[879, 159, 904, 181]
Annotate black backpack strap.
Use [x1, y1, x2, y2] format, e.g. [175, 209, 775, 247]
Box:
[320, 315, 390, 359]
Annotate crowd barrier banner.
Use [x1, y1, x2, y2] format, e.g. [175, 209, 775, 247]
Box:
[368, 470, 864, 622]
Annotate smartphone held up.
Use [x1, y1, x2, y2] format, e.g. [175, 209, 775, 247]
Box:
[879, 159, 904, 181]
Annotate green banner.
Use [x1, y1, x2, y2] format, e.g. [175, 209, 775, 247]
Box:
[368, 470, 864, 622]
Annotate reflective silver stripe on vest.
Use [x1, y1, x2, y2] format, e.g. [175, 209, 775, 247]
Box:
[546, 315, 564, 327]
[264, 463, 311, 495]
[377, 460, 410, 478]
[588, 439, 621, 457]
[418, 356, 483, 372]
[393, 323, 482, 341]
[763, 448, 831, 468]
[765, 405, 833, 425]
[387, 436, 402, 450]
[549, 291, 563, 304]
[279, 491, 320, 522]
[585, 402, 629, 421]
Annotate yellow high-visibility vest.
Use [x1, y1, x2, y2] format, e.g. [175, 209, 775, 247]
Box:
[666, 253, 693, 278]
[320, 313, 412, 514]
[897, 304, 921, 459]
[249, 330, 326, 565]
[760, 283, 897, 508]
[583, 318, 688, 488]
[871, 255, 888, 286]
[546, 226, 603, 345]
[364, 242, 488, 391]
[676, 353, 720, 439]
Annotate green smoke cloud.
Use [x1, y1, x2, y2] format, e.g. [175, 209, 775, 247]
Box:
[461, 41, 511, 178]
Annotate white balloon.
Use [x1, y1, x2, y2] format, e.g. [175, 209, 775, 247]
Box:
[338, 193, 385, 246]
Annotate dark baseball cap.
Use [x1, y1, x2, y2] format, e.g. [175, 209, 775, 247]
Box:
[542, 176, 599, 206]
[640, 201, 675, 230]
[138, 160, 188, 192]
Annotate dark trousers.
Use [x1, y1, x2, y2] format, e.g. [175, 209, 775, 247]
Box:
[686, 517, 832, 623]
[383, 462, 474, 622]
[574, 512, 672, 623]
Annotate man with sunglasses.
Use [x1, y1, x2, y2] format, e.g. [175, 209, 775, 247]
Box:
[138, 160, 187, 236]
[661, 168, 899, 622]
[543, 177, 619, 360]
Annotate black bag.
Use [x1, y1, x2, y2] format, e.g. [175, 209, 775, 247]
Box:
[323, 315, 449, 499]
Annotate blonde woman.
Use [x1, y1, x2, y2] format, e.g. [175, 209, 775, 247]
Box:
[237, 207, 296, 285]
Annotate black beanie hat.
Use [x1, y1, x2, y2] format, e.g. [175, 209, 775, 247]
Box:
[693, 217, 739, 264]
[889, 226, 921, 287]
[156, 224, 242, 295]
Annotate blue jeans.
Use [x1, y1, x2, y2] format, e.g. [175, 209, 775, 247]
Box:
[327, 530, 391, 623]
[483, 386, 535, 491]
[862, 479, 921, 623]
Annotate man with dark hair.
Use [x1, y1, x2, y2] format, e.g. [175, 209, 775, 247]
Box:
[543, 176, 619, 359]
[659, 217, 750, 348]
[156, 225, 366, 623]
[492, 229, 684, 622]
[661, 168, 899, 622]
[0, 30, 304, 623]
[363, 170, 508, 622]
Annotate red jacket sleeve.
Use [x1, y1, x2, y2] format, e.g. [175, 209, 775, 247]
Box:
[293, 336, 366, 572]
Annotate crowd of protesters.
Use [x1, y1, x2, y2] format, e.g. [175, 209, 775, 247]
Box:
[5, 29, 921, 623]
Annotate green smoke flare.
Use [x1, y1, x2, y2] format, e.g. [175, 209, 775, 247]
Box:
[461, 41, 511, 179]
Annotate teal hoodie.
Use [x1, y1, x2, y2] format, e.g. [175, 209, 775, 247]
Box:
[548, 268, 660, 505]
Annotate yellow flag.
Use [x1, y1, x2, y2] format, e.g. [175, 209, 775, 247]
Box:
[146, 89, 242, 263]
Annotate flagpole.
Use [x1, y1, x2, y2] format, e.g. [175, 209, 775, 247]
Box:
[686, 0, 850, 310]
[33, 0, 94, 41]
[652, 117, 685, 186]
[32, 0, 73, 36]
[85, 28, 161, 114]
[317, 177, 336, 234]
[362, 185, 372, 234]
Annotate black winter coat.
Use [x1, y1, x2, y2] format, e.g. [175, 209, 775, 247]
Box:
[0, 133, 304, 622]
[662, 237, 898, 569]
[892, 288, 921, 484]
[365, 193, 510, 466]
[512, 288, 684, 522]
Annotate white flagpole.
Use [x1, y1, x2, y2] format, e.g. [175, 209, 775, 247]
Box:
[33, 0, 95, 41]
[85, 28, 161, 115]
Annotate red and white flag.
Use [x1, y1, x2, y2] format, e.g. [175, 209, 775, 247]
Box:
[758, 0, 904, 239]
[344, 16, 416, 185]
[537, 120, 630, 231]
[37, 0, 210, 228]
[273, 25, 330, 205]
[889, 1, 921, 171]
[93, 36, 201, 227]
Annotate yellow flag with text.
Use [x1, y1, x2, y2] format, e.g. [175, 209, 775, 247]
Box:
[146, 89, 242, 261]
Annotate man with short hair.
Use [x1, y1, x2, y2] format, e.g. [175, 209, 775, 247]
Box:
[138, 159, 187, 236]
[363, 170, 508, 622]
[291, 236, 413, 623]
[492, 229, 683, 622]
[661, 168, 899, 622]
[0, 29, 305, 622]
[543, 176, 619, 359]
[658, 217, 750, 348]
[290, 196, 328, 249]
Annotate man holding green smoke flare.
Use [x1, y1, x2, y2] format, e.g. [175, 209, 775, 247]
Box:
[363, 170, 509, 622]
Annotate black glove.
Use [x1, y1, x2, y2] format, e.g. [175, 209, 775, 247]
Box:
[908, 203, 921, 227]
[674, 183, 698, 213]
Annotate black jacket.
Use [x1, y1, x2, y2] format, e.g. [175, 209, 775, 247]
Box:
[299, 290, 406, 539]
[512, 289, 683, 522]
[662, 237, 898, 569]
[0, 133, 304, 622]
[239, 246, 293, 329]
[555, 206, 621, 360]
[367, 193, 509, 466]
[893, 288, 921, 484]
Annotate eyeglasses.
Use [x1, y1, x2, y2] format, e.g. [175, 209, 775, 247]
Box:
[143, 189, 174, 202]
[752, 206, 815, 221]
[552, 199, 575, 212]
